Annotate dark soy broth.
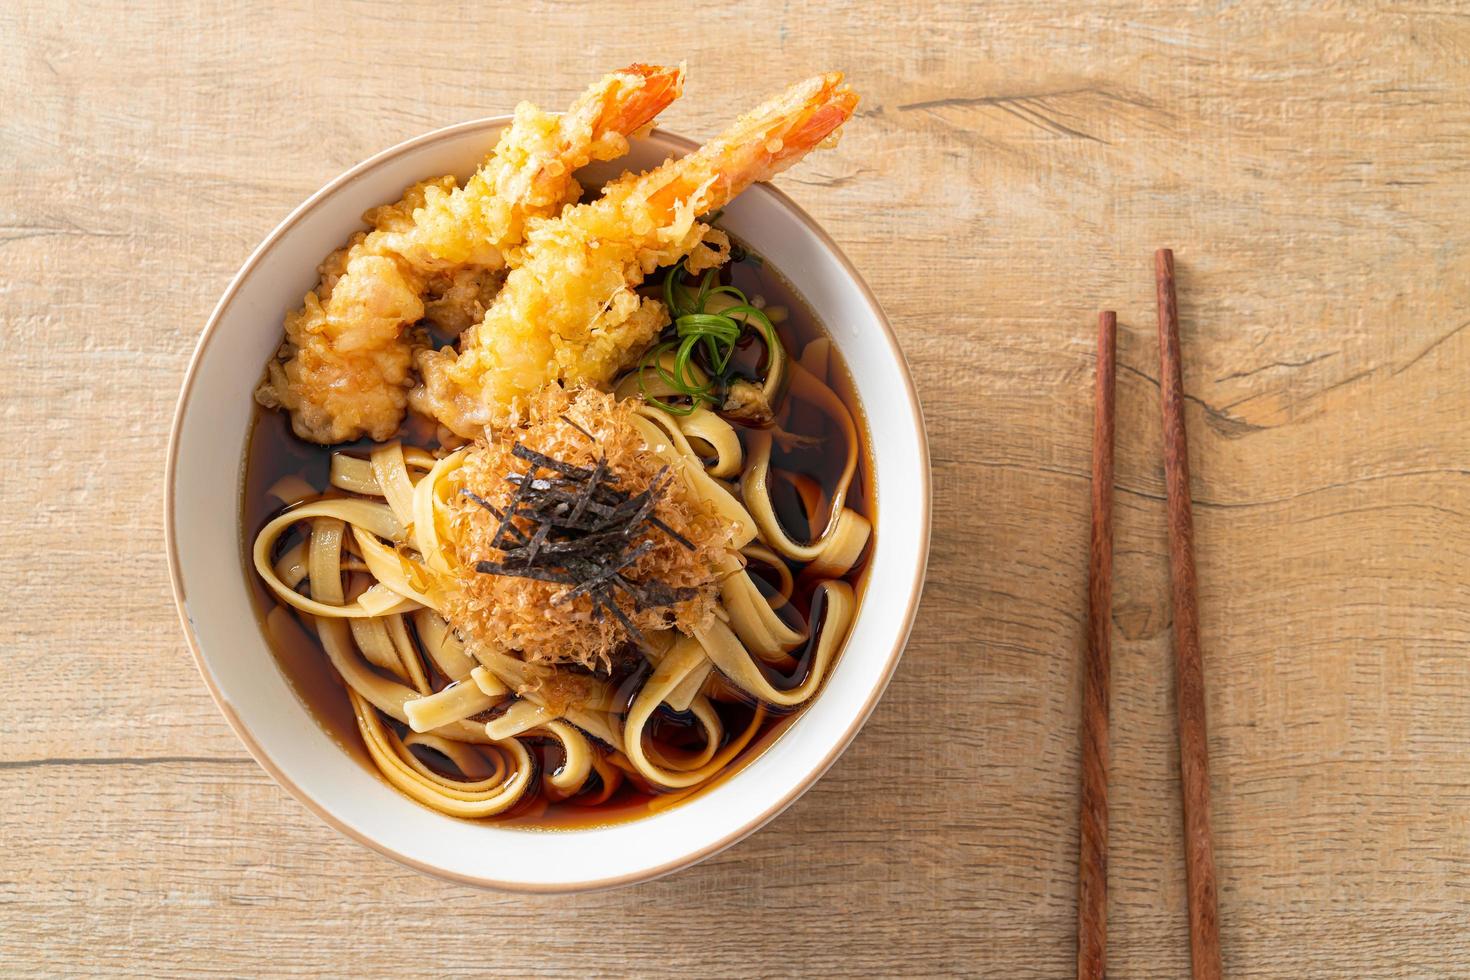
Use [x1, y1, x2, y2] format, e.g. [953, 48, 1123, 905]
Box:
[241, 243, 875, 829]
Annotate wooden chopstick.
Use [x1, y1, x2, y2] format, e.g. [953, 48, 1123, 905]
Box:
[1154, 249, 1223, 980]
[1076, 311, 1116, 980]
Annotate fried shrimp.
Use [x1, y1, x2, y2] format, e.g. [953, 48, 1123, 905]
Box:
[256, 64, 685, 444]
[414, 72, 859, 437]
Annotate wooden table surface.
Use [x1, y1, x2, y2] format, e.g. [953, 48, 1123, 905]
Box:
[5, 2, 1469, 976]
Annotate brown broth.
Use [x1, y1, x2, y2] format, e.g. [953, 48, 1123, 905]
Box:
[240, 245, 876, 830]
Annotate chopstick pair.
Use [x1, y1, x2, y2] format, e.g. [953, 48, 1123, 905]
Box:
[1075, 250, 1222, 980]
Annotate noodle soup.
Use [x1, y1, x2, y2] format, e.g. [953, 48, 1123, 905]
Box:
[244, 248, 874, 827]
[239, 67, 877, 830]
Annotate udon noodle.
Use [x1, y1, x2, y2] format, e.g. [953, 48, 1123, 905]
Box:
[249, 319, 870, 822]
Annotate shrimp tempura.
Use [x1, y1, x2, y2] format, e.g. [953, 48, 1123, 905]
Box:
[414, 72, 859, 436]
[256, 64, 685, 443]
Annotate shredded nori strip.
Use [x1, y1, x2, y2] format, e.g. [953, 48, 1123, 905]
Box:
[459, 489, 499, 514]
[559, 414, 596, 441]
[473, 560, 578, 585]
[594, 588, 648, 648]
[510, 442, 622, 484]
[471, 440, 699, 649]
[646, 515, 695, 551]
[555, 541, 656, 604]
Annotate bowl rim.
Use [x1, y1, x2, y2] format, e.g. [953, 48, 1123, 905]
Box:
[165, 114, 931, 891]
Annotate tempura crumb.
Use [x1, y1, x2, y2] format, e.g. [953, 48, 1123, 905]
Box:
[443, 386, 735, 671]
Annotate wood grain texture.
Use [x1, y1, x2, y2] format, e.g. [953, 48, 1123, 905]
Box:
[3, 1, 1470, 976]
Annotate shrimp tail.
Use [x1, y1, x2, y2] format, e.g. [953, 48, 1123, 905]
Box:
[597, 63, 686, 136]
[661, 71, 858, 211]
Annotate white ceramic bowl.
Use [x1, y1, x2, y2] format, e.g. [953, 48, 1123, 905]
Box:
[167, 118, 930, 891]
